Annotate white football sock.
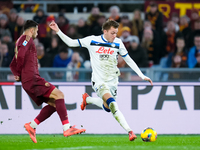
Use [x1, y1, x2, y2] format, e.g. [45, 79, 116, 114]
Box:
[30, 120, 38, 129]
[63, 123, 71, 131]
[86, 97, 103, 109]
[109, 102, 132, 133]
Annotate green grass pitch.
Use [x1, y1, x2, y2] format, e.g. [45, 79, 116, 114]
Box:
[0, 134, 200, 150]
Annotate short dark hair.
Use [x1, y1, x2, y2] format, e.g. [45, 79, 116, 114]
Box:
[23, 20, 38, 31]
[102, 19, 119, 31]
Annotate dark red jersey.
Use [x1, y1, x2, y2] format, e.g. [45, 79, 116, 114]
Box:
[10, 34, 55, 106]
[10, 35, 40, 83]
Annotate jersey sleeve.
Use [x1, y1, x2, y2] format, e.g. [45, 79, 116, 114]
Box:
[56, 30, 79, 47]
[15, 36, 33, 76]
[78, 36, 93, 48]
[10, 57, 20, 76]
[119, 40, 128, 57]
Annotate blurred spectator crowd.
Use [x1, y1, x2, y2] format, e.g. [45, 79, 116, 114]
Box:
[0, 1, 200, 81]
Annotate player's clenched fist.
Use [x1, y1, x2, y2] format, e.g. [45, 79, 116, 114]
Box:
[14, 76, 20, 82]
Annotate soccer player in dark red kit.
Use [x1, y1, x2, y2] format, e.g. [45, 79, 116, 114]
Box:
[9, 20, 86, 143]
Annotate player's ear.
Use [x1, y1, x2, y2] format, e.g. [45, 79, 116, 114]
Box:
[29, 27, 34, 33]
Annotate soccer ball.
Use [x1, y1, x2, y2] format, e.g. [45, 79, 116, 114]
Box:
[141, 127, 157, 142]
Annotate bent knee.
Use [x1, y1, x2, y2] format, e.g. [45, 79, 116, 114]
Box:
[57, 91, 64, 99]
[103, 104, 111, 113]
[53, 90, 64, 100]
[50, 88, 64, 100]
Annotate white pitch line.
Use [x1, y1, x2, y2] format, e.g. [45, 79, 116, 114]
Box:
[27, 145, 200, 150]
[28, 146, 98, 150]
[27, 145, 199, 150]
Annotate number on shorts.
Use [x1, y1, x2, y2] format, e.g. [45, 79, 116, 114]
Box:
[113, 89, 117, 96]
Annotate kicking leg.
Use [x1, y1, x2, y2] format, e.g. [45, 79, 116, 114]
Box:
[49, 88, 86, 136]
[81, 93, 103, 110]
[103, 93, 137, 141]
[49, 88, 70, 130]
[81, 93, 112, 113]
[30, 99, 56, 129]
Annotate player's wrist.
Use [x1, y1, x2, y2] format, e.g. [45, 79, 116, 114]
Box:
[140, 75, 147, 80]
[56, 29, 60, 33]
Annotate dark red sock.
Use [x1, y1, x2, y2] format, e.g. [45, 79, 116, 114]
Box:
[35, 105, 56, 125]
[55, 99, 69, 125]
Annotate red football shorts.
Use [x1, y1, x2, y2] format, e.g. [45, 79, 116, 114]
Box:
[22, 77, 56, 106]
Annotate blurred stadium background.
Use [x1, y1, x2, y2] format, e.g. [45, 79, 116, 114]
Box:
[0, 0, 200, 82]
[0, 0, 200, 138]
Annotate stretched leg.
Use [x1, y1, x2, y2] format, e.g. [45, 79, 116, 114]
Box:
[81, 92, 136, 141]
[81, 93, 112, 113]
[81, 93, 103, 109]
[102, 93, 137, 141]
[30, 99, 56, 129]
[48, 88, 70, 130]
[27, 88, 70, 132]
[49, 88, 86, 136]
[86, 96, 103, 108]
[102, 93, 131, 132]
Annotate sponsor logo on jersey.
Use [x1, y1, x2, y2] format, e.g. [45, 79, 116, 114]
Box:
[90, 40, 120, 49]
[111, 43, 115, 47]
[45, 82, 50, 87]
[22, 40, 28, 46]
[100, 54, 109, 60]
[96, 47, 114, 55]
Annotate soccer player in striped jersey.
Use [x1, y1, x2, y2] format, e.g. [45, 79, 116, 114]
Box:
[49, 19, 153, 141]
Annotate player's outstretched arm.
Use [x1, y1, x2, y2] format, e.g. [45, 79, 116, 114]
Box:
[123, 54, 153, 85]
[49, 20, 79, 47]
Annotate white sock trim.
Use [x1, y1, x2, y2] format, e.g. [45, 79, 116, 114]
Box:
[63, 123, 71, 131]
[30, 120, 38, 129]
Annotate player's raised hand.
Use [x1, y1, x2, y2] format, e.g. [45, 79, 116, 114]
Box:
[14, 76, 21, 82]
[49, 20, 59, 32]
[144, 77, 153, 86]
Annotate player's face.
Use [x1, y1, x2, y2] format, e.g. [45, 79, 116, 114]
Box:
[32, 26, 38, 39]
[104, 26, 118, 43]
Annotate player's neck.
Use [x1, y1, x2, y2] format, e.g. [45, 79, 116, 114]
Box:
[23, 31, 32, 38]
[103, 34, 110, 43]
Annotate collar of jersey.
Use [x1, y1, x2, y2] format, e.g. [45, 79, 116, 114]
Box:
[101, 34, 108, 43]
